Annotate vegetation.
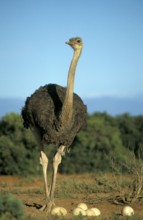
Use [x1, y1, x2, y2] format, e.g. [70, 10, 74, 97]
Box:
[0, 112, 143, 175]
[0, 194, 25, 220]
[0, 112, 143, 219]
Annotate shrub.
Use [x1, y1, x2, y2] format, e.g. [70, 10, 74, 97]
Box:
[0, 194, 25, 220]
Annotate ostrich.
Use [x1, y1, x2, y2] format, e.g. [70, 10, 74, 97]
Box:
[21, 37, 87, 212]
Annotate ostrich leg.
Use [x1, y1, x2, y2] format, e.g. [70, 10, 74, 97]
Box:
[29, 126, 50, 211]
[40, 145, 65, 213]
[39, 151, 50, 211]
[49, 145, 66, 209]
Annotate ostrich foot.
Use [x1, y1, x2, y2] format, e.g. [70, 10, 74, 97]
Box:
[39, 200, 55, 213]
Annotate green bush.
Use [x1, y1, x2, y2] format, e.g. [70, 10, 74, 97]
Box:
[0, 113, 39, 175]
[0, 194, 25, 220]
[0, 112, 143, 175]
[60, 113, 128, 173]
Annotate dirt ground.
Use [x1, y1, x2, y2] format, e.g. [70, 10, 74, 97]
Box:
[0, 174, 143, 219]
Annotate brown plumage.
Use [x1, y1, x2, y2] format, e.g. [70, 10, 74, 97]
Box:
[22, 84, 86, 148]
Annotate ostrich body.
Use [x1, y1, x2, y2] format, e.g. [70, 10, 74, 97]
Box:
[21, 37, 87, 212]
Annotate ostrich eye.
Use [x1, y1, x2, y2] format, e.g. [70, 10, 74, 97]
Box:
[77, 39, 81, 43]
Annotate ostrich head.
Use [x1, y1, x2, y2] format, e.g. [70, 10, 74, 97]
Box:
[66, 37, 83, 51]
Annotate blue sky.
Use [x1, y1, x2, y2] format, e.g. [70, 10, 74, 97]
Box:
[0, 0, 143, 100]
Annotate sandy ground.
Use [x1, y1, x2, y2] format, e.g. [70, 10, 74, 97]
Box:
[0, 174, 143, 219]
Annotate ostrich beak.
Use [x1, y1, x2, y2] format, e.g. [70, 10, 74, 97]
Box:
[65, 41, 72, 45]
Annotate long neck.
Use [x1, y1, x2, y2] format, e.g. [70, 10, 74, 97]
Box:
[60, 48, 82, 124]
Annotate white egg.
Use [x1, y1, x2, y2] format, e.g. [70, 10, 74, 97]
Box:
[86, 209, 96, 216]
[51, 207, 67, 216]
[121, 206, 134, 216]
[73, 207, 86, 216]
[77, 203, 88, 210]
[90, 207, 101, 216]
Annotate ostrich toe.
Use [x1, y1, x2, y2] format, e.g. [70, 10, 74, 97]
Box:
[40, 200, 55, 213]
